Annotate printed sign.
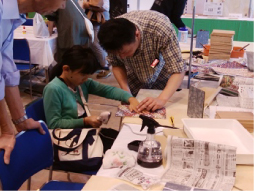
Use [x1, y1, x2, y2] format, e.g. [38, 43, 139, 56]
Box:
[203, 2, 223, 16]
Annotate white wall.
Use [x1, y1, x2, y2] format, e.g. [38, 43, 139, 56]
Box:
[127, 0, 254, 18]
[139, 0, 154, 10]
[223, 0, 253, 17]
[194, 0, 253, 18]
[127, 0, 138, 12]
[127, 0, 154, 12]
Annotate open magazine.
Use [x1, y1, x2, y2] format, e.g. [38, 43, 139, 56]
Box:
[219, 75, 254, 96]
[161, 136, 237, 191]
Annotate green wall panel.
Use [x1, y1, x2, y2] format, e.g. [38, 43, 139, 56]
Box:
[28, 12, 46, 19]
[181, 18, 254, 42]
[28, 12, 35, 18]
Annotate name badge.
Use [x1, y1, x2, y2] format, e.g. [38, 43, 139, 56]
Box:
[150, 59, 159, 68]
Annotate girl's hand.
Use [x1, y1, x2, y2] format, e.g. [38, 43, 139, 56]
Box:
[83, 116, 102, 128]
[128, 97, 139, 113]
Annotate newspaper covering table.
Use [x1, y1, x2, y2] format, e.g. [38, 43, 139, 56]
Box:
[161, 136, 237, 190]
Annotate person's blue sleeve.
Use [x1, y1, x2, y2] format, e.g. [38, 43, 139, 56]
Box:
[0, 29, 20, 100]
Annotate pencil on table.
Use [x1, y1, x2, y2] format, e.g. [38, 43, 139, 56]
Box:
[170, 116, 175, 127]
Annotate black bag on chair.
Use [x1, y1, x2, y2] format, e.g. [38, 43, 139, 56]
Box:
[99, 128, 119, 153]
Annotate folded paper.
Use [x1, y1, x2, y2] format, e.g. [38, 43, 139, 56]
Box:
[116, 105, 166, 119]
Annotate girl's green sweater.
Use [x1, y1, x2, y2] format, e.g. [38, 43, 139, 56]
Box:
[43, 77, 132, 129]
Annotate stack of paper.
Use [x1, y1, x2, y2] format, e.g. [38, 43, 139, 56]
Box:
[209, 30, 235, 60]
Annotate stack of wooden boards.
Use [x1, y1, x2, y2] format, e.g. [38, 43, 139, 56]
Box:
[209, 29, 235, 60]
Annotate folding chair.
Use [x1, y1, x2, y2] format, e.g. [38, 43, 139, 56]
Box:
[0, 122, 85, 190]
[13, 38, 37, 98]
[25, 98, 98, 182]
[26, 97, 46, 122]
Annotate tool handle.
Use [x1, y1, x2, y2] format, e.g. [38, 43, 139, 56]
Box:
[237, 44, 250, 51]
[200, 43, 207, 50]
[97, 111, 111, 124]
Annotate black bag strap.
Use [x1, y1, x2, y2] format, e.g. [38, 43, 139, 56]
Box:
[52, 128, 81, 141]
[53, 128, 97, 152]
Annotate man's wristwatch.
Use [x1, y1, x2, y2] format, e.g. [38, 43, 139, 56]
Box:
[12, 114, 28, 125]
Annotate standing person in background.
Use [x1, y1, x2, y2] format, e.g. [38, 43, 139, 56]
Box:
[0, 0, 66, 165]
[109, 0, 127, 18]
[151, 0, 190, 32]
[98, 11, 185, 112]
[47, 0, 90, 65]
[83, 0, 111, 79]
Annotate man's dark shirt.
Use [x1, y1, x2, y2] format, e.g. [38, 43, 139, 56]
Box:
[151, 0, 187, 29]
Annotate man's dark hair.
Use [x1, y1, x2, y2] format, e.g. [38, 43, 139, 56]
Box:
[98, 18, 136, 51]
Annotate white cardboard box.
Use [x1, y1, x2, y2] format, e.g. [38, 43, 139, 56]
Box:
[182, 118, 254, 164]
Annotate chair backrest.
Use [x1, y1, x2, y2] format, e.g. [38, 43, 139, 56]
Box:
[0, 122, 53, 190]
[26, 98, 46, 122]
[23, 19, 33, 26]
[13, 39, 30, 62]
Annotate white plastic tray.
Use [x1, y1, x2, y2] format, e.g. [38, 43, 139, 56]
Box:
[182, 119, 254, 164]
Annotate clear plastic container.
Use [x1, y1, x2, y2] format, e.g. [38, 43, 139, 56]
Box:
[178, 27, 188, 43]
[137, 134, 162, 168]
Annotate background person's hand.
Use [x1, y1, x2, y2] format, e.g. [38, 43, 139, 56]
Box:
[186, 26, 192, 34]
[128, 97, 139, 112]
[137, 97, 167, 112]
[83, 2, 105, 11]
[15, 118, 45, 135]
[84, 116, 102, 128]
[0, 134, 15, 164]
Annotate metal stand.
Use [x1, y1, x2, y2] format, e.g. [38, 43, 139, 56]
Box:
[248, 0, 253, 18]
[187, 0, 196, 89]
[137, 0, 140, 10]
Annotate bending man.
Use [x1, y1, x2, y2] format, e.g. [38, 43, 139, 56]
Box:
[98, 10, 185, 112]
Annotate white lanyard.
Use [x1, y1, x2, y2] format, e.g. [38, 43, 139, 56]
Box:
[78, 86, 91, 116]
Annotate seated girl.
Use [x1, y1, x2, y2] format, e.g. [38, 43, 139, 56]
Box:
[43, 46, 139, 130]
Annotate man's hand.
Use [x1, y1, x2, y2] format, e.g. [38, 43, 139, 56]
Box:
[0, 134, 15, 164]
[15, 119, 45, 135]
[84, 116, 102, 128]
[137, 97, 167, 112]
[136, 72, 184, 112]
[128, 97, 139, 112]
[186, 26, 192, 34]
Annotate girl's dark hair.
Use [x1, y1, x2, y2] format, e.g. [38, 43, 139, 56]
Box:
[49, 46, 100, 81]
[98, 18, 136, 51]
